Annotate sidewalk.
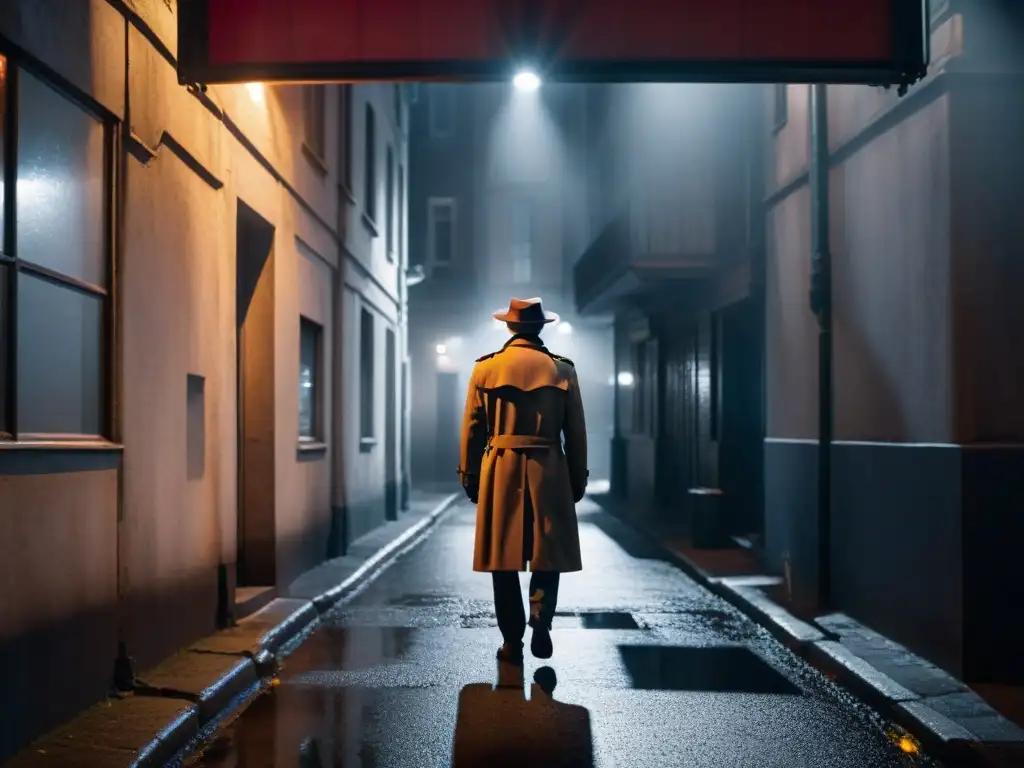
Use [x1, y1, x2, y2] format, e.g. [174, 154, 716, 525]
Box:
[592, 491, 1024, 768]
[4, 487, 461, 768]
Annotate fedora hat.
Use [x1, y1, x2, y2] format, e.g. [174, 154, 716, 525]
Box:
[493, 297, 559, 325]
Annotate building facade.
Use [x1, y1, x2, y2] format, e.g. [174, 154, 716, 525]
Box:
[762, 2, 1024, 685]
[407, 83, 614, 489]
[0, 1, 408, 759]
[575, 4, 1024, 688]
[575, 82, 766, 538]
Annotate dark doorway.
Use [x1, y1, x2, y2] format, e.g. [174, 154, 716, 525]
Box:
[435, 371, 459, 482]
[235, 201, 277, 612]
[656, 323, 699, 511]
[719, 297, 765, 539]
[385, 327, 398, 520]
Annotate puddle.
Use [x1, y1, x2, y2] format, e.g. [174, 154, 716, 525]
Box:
[279, 625, 416, 675]
[618, 645, 803, 695]
[579, 612, 642, 630]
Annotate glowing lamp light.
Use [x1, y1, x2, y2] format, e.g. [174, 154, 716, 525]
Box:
[245, 82, 265, 104]
[617, 371, 635, 387]
[435, 343, 447, 355]
[556, 322, 573, 335]
[513, 69, 541, 92]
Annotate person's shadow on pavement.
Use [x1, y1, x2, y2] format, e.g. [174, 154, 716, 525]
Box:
[451, 665, 595, 767]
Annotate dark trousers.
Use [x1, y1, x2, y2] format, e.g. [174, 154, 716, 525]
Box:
[492, 570, 560, 645]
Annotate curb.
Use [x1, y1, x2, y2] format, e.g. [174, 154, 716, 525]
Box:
[598, 503, 1022, 768]
[313, 492, 462, 612]
[134, 492, 462, 766]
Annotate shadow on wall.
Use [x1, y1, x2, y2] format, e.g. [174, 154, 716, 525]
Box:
[765, 315, 906, 606]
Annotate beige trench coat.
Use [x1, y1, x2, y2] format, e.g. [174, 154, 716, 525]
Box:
[459, 336, 588, 572]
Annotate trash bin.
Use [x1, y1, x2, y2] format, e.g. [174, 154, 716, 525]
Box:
[689, 487, 728, 549]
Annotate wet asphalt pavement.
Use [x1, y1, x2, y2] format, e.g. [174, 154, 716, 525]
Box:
[188, 499, 939, 767]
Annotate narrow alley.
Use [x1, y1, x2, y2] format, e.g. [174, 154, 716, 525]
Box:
[186, 499, 932, 767]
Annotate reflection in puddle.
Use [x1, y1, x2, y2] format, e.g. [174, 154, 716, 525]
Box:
[285, 626, 416, 672]
[190, 625, 419, 767]
[451, 667, 594, 768]
[190, 686, 382, 767]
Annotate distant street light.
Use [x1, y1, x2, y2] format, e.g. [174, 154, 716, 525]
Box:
[556, 322, 573, 335]
[513, 69, 541, 92]
[617, 371, 635, 387]
[436, 343, 447, 355]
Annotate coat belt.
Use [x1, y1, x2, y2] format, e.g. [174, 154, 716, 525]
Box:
[488, 435, 560, 450]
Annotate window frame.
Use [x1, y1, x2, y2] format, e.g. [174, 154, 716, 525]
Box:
[385, 144, 395, 261]
[298, 315, 324, 446]
[359, 307, 375, 444]
[427, 197, 456, 267]
[772, 83, 788, 133]
[0, 53, 117, 446]
[302, 84, 327, 169]
[428, 85, 454, 139]
[397, 164, 405, 267]
[338, 85, 353, 196]
[363, 102, 378, 229]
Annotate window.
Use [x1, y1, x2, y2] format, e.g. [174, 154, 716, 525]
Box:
[303, 85, 326, 163]
[363, 103, 377, 224]
[338, 85, 352, 192]
[385, 145, 394, 260]
[772, 84, 788, 131]
[397, 165, 405, 265]
[298, 317, 322, 442]
[510, 200, 533, 284]
[359, 307, 375, 440]
[427, 198, 455, 266]
[1, 59, 112, 441]
[428, 85, 454, 138]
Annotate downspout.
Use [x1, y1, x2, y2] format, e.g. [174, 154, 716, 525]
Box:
[808, 84, 833, 609]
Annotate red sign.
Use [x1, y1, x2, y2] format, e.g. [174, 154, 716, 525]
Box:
[177, 0, 928, 86]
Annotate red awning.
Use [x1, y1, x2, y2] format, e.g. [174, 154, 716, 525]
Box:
[178, 0, 928, 86]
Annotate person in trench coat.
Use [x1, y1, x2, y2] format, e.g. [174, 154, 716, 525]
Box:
[458, 297, 588, 664]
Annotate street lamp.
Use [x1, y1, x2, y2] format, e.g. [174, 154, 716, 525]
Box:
[513, 69, 541, 92]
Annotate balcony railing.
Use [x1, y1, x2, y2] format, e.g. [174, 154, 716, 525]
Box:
[574, 193, 720, 315]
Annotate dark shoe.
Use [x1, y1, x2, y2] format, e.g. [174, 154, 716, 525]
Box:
[530, 624, 553, 659]
[496, 642, 524, 665]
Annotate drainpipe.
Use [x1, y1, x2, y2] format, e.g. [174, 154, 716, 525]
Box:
[808, 83, 833, 609]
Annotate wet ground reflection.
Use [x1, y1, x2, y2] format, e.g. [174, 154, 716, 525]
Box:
[451, 666, 594, 768]
[188, 626, 596, 768]
[184, 504, 940, 767]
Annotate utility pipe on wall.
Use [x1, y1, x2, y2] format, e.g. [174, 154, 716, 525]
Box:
[808, 83, 833, 610]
